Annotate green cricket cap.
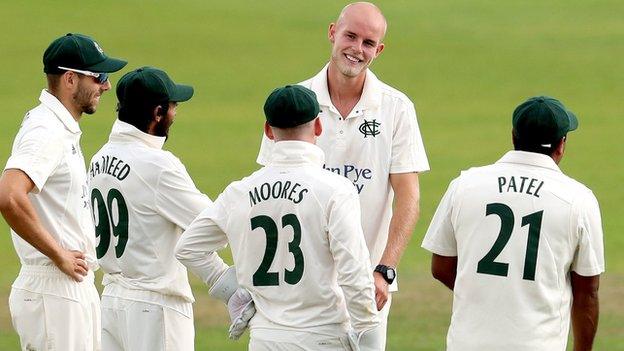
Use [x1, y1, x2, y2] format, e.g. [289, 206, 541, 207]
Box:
[264, 85, 320, 128]
[116, 67, 194, 110]
[43, 33, 127, 74]
[512, 96, 578, 147]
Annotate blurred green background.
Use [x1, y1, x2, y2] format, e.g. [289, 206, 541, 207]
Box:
[0, 1, 622, 349]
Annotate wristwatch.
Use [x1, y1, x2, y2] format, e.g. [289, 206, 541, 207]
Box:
[374, 264, 396, 284]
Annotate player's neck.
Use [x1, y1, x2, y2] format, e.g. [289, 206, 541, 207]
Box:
[49, 88, 82, 121]
[327, 64, 365, 118]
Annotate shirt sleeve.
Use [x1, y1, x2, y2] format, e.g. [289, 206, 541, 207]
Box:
[5, 123, 64, 193]
[390, 99, 430, 174]
[327, 185, 380, 333]
[570, 191, 605, 276]
[175, 197, 230, 287]
[155, 159, 212, 230]
[256, 133, 274, 166]
[421, 178, 459, 256]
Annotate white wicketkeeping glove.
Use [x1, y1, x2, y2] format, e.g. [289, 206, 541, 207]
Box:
[209, 266, 256, 340]
[227, 288, 256, 340]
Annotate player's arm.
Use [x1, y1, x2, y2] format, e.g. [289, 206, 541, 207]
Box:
[431, 254, 457, 290]
[328, 188, 380, 342]
[571, 272, 600, 351]
[0, 169, 88, 281]
[174, 208, 229, 286]
[155, 164, 214, 229]
[422, 179, 459, 290]
[374, 172, 420, 308]
[175, 204, 255, 340]
[569, 192, 604, 351]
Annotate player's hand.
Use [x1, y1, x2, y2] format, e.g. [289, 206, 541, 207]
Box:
[54, 249, 88, 282]
[227, 288, 256, 340]
[373, 272, 389, 311]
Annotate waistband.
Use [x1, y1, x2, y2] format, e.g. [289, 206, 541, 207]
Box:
[18, 264, 95, 283]
[13, 264, 97, 302]
[103, 282, 193, 318]
[251, 326, 350, 341]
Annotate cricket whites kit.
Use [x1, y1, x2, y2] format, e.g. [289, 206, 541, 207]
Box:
[176, 84, 383, 350]
[178, 140, 380, 350]
[88, 120, 227, 351]
[5, 89, 101, 351]
[422, 150, 605, 350]
[4, 32, 125, 350]
[257, 65, 430, 344]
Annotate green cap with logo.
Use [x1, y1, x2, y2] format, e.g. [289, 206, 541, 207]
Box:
[43, 33, 127, 74]
[512, 96, 578, 148]
[116, 66, 194, 111]
[264, 85, 320, 128]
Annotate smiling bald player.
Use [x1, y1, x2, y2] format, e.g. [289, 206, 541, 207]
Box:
[257, 3, 430, 348]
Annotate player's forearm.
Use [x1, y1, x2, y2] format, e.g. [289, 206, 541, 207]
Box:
[0, 190, 65, 263]
[572, 297, 599, 351]
[380, 174, 420, 267]
[571, 273, 600, 351]
[175, 221, 229, 286]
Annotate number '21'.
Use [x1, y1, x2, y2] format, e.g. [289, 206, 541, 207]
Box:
[477, 203, 543, 281]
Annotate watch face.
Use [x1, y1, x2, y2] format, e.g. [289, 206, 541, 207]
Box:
[387, 269, 395, 280]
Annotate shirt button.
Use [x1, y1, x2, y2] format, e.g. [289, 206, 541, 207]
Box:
[339, 130, 344, 134]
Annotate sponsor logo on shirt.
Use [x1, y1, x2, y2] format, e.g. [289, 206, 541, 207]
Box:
[359, 119, 380, 138]
[323, 164, 372, 194]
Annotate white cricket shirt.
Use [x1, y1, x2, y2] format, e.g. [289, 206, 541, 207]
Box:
[5, 89, 97, 270]
[178, 141, 379, 335]
[88, 120, 224, 304]
[422, 151, 605, 351]
[258, 65, 430, 267]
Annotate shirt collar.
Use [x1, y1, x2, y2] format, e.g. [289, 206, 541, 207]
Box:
[108, 119, 166, 149]
[39, 89, 81, 134]
[309, 64, 382, 113]
[269, 140, 325, 167]
[496, 150, 561, 172]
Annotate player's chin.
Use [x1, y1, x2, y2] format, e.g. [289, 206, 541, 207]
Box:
[82, 104, 98, 115]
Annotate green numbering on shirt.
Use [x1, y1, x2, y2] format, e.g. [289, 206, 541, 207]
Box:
[251, 214, 304, 286]
[91, 188, 129, 259]
[477, 203, 543, 281]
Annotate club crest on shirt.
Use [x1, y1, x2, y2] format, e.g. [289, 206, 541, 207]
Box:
[359, 119, 380, 138]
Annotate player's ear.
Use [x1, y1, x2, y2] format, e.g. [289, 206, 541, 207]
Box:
[375, 42, 385, 57]
[264, 122, 275, 140]
[61, 71, 77, 90]
[313, 117, 322, 137]
[153, 106, 162, 121]
[328, 23, 336, 43]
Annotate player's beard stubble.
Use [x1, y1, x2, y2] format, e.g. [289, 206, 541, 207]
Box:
[73, 79, 103, 115]
[153, 115, 173, 141]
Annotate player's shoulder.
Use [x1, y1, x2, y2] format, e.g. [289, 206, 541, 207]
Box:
[297, 76, 314, 89]
[554, 172, 595, 199]
[372, 73, 414, 106]
[20, 104, 64, 133]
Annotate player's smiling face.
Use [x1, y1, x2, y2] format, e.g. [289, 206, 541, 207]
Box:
[329, 8, 385, 78]
[73, 74, 111, 115]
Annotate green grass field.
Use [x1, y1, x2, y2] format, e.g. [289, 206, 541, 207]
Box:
[1, 1, 622, 349]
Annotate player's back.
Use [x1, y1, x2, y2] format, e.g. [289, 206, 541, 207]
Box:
[215, 154, 364, 334]
[447, 151, 600, 350]
[88, 122, 209, 301]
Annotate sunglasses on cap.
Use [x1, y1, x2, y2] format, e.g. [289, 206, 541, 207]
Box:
[58, 66, 109, 84]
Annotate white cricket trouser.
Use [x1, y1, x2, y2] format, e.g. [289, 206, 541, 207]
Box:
[249, 328, 353, 351]
[378, 292, 392, 350]
[9, 265, 101, 351]
[101, 285, 194, 351]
